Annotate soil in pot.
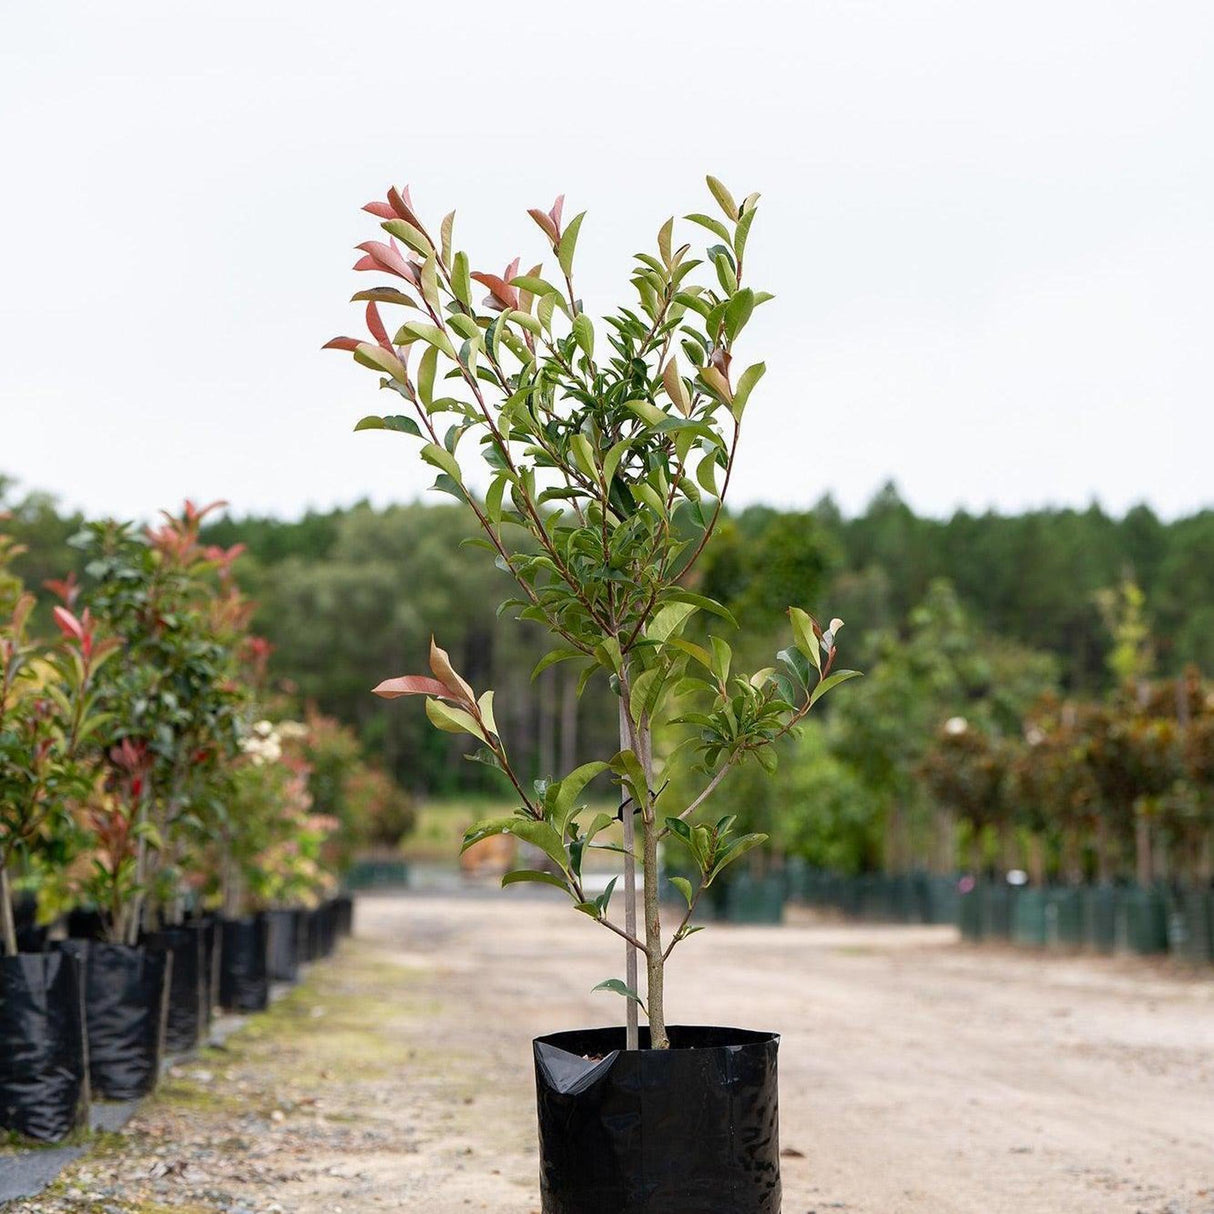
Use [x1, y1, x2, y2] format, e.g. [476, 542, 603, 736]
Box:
[534, 1024, 781, 1214]
[58, 940, 169, 1102]
[0, 951, 89, 1142]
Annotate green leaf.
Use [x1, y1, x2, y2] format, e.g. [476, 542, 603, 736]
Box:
[511, 274, 563, 299]
[558, 212, 586, 277]
[571, 432, 598, 480]
[670, 876, 694, 907]
[695, 452, 720, 496]
[710, 635, 732, 684]
[685, 213, 732, 243]
[631, 481, 667, 517]
[398, 321, 457, 360]
[706, 175, 740, 221]
[611, 749, 649, 807]
[625, 398, 667, 428]
[663, 590, 738, 629]
[531, 647, 582, 680]
[477, 690, 498, 735]
[353, 343, 406, 380]
[552, 761, 610, 823]
[657, 216, 673, 265]
[730, 362, 766, 422]
[808, 668, 864, 707]
[629, 667, 662, 723]
[724, 290, 755, 342]
[788, 607, 822, 673]
[592, 978, 646, 1011]
[603, 437, 633, 485]
[416, 344, 438, 408]
[664, 816, 693, 843]
[485, 473, 509, 524]
[461, 817, 516, 853]
[421, 442, 463, 484]
[426, 697, 487, 741]
[382, 415, 422, 437]
[668, 637, 713, 670]
[572, 313, 595, 361]
[452, 251, 473, 306]
[354, 415, 387, 431]
[502, 869, 568, 891]
[584, 812, 617, 845]
[707, 832, 768, 884]
[648, 601, 697, 643]
[507, 819, 570, 873]
[382, 218, 432, 256]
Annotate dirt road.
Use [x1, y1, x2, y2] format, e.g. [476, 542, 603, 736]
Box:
[17, 889, 1214, 1213]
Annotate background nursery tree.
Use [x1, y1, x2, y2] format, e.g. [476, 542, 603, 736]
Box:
[0, 524, 114, 955]
[329, 175, 858, 1048]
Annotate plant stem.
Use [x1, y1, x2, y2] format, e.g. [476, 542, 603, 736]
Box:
[618, 697, 639, 1051]
[638, 716, 668, 1049]
[0, 861, 18, 956]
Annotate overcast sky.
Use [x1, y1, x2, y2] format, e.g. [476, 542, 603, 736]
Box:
[2, 1, 1211, 523]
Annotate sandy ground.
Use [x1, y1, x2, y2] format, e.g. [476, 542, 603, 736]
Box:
[14, 888, 1214, 1214]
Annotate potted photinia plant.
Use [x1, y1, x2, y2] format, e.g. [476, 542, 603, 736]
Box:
[330, 176, 858, 1212]
[0, 532, 115, 1139]
[57, 503, 248, 1098]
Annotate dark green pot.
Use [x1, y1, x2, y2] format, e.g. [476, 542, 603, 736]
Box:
[1013, 888, 1047, 947]
[716, 874, 786, 925]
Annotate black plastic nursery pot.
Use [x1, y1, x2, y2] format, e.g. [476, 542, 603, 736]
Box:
[60, 940, 170, 1102]
[218, 915, 270, 1012]
[195, 916, 219, 1028]
[335, 893, 354, 937]
[0, 951, 89, 1142]
[66, 906, 107, 941]
[265, 909, 299, 984]
[534, 1025, 781, 1214]
[144, 925, 205, 1054]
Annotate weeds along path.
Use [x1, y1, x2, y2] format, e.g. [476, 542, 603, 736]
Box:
[11, 891, 1214, 1213]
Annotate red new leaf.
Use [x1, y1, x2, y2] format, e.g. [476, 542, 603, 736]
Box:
[470, 272, 519, 312]
[52, 605, 84, 640]
[372, 675, 454, 700]
[356, 241, 417, 282]
[365, 302, 391, 349]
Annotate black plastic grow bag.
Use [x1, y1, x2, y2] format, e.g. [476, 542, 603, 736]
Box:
[59, 941, 169, 1101]
[265, 909, 299, 983]
[0, 952, 89, 1141]
[534, 1025, 781, 1214]
[219, 915, 269, 1012]
[334, 893, 354, 937]
[144, 925, 204, 1054]
[66, 907, 107, 941]
[189, 915, 219, 1029]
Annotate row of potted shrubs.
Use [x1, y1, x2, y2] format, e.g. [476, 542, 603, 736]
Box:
[745, 864, 1214, 964]
[0, 895, 353, 1144]
[663, 863, 1214, 967]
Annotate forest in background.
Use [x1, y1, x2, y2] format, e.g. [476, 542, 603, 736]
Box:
[4, 474, 1212, 875]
